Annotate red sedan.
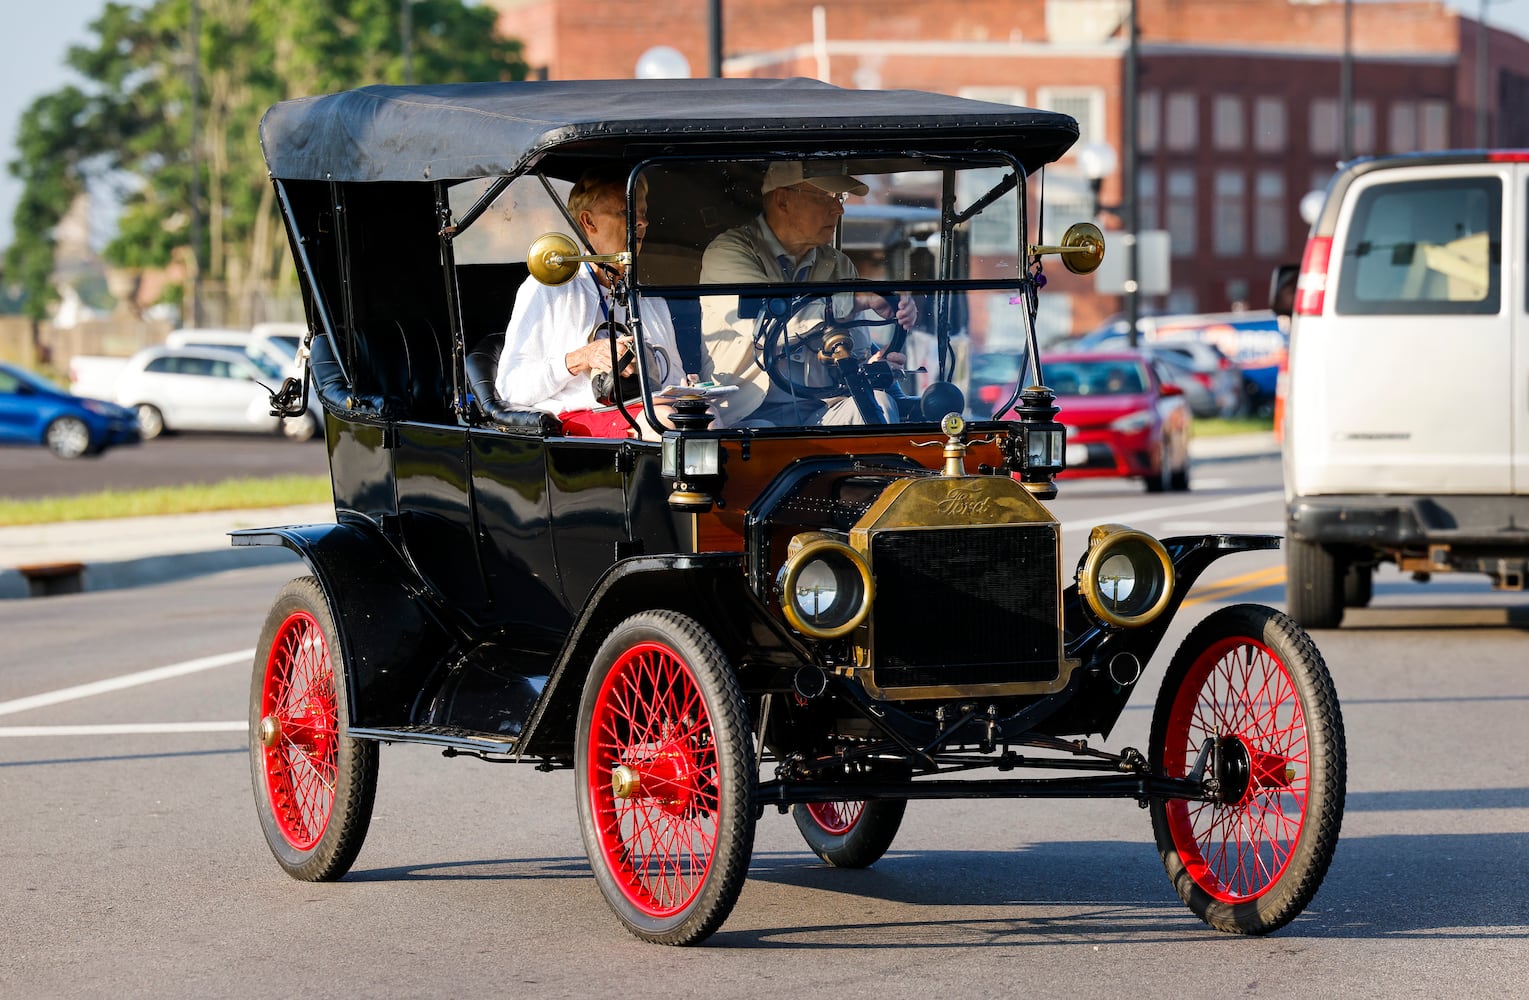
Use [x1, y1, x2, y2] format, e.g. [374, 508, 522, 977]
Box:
[1029, 351, 1191, 492]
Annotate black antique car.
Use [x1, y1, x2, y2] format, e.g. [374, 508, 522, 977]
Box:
[242, 79, 1345, 946]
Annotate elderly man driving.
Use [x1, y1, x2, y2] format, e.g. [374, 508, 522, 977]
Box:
[698, 161, 916, 427]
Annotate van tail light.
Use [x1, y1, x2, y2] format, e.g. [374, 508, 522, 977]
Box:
[1294, 236, 1332, 316]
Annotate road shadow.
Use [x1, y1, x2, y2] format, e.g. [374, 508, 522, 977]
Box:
[341, 828, 1529, 947]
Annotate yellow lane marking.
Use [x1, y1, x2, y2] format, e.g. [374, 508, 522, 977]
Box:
[1182, 564, 1286, 607]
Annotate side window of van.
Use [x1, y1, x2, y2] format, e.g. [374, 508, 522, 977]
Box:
[1335, 177, 1501, 316]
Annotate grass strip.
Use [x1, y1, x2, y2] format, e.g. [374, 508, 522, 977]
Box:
[0, 475, 331, 526]
[1194, 415, 1275, 437]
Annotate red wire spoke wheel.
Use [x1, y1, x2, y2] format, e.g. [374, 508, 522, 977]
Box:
[259, 609, 338, 850]
[793, 797, 906, 869]
[576, 611, 754, 945]
[249, 577, 377, 881]
[1149, 604, 1345, 934]
[805, 801, 864, 835]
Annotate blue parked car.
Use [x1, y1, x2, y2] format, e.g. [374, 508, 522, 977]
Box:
[0, 361, 141, 459]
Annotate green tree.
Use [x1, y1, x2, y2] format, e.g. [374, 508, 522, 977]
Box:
[4, 0, 525, 325]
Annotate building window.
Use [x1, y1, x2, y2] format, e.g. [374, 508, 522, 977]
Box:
[1138, 90, 1161, 153]
[960, 86, 1028, 107]
[1167, 168, 1197, 257]
[1137, 167, 1159, 232]
[1213, 96, 1244, 151]
[1165, 93, 1198, 151]
[1353, 100, 1375, 154]
[1421, 100, 1450, 149]
[1254, 170, 1286, 258]
[1040, 86, 1106, 152]
[1253, 97, 1285, 153]
[1213, 170, 1246, 258]
[1389, 101, 1418, 153]
[1311, 98, 1340, 155]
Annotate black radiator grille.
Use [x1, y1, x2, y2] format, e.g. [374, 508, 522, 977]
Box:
[870, 525, 1061, 689]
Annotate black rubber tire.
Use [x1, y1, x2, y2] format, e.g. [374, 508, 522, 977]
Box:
[249, 575, 377, 881]
[135, 403, 165, 439]
[1169, 455, 1191, 492]
[44, 415, 93, 459]
[281, 412, 320, 442]
[1286, 535, 1343, 628]
[1148, 604, 1345, 935]
[1144, 444, 1169, 493]
[792, 799, 906, 868]
[1342, 561, 1373, 609]
[575, 610, 755, 945]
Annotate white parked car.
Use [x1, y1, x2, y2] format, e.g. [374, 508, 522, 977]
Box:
[165, 326, 303, 378]
[114, 345, 321, 441]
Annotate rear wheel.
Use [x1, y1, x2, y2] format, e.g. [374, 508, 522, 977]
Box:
[135, 404, 165, 439]
[1286, 535, 1342, 628]
[792, 799, 906, 868]
[1149, 604, 1345, 935]
[1342, 561, 1373, 609]
[281, 412, 320, 442]
[45, 415, 93, 459]
[575, 610, 755, 945]
[249, 576, 377, 881]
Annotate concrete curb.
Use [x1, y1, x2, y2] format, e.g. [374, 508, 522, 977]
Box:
[0, 546, 300, 600]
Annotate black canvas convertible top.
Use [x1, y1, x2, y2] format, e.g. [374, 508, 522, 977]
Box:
[260, 78, 1079, 183]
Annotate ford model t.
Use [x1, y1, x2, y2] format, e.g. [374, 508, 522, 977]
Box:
[243, 79, 1345, 945]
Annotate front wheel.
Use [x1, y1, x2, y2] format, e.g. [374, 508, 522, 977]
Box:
[281, 412, 320, 442]
[45, 415, 93, 458]
[1149, 604, 1345, 935]
[575, 610, 755, 945]
[792, 799, 906, 868]
[249, 576, 377, 881]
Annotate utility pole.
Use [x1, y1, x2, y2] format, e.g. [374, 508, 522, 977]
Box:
[403, 0, 415, 85]
[1340, 0, 1353, 160]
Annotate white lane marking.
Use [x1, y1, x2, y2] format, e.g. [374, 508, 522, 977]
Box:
[1060, 490, 1284, 534]
[0, 649, 252, 718]
[0, 721, 246, 737]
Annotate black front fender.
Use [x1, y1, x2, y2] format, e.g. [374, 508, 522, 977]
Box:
[1048, 533, 1282, 738]
[516, 552, 809, 762]
[233, 517, 458, 727]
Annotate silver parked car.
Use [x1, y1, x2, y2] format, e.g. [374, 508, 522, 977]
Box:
[113, 345, 321, 441]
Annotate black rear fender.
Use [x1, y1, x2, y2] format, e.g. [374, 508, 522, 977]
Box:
[233, 519, 458, 727]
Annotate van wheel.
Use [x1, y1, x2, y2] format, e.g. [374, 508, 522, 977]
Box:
[1342, 562, 1373, 608]
[1286, 537, 1342, 628]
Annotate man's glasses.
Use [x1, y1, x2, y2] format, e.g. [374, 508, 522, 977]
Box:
[786, 185, 848, 206]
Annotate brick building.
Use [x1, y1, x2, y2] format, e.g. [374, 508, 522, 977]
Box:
[488, 0, 1529, 334]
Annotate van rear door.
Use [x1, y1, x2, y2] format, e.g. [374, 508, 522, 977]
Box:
[1300, 162, 1511, 495]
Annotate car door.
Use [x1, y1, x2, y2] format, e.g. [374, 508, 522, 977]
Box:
[1317, 163, 1510, 494]
[0, 368, 40, 443]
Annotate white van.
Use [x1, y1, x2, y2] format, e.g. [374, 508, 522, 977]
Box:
[1282, 150, 1529, 627]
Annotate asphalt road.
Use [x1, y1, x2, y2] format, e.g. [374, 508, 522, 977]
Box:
[2, 457, 1527, 997]
[0, 433, 327, 500]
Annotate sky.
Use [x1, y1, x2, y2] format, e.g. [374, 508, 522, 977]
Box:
[3, 0, 1529, 252]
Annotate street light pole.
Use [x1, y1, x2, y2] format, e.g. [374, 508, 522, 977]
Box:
[709, 0, 723, 78]
[1476, 0, 1490, 146]
[1340, 0, 1353, 160]
[1123, 0, 1139, 347]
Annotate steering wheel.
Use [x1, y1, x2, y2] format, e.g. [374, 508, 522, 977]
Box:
[753, 295, 902, 422]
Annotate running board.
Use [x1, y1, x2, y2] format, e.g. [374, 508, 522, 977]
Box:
[348, 725, 520, 755]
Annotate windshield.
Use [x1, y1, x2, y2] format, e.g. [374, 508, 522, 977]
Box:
[451, 154, 1044, 433]
[1044, 359, 1149, 398]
